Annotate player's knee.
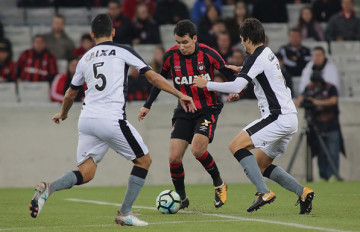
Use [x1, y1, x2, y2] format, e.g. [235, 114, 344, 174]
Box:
[191, 145, 206, 158]
[169, 154, 182, 164]
[143, 154, 152, 168]
[229, 142, 238, 155]
[80, 170, 95, 184]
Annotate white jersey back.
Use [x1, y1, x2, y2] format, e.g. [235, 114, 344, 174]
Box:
[239, 46, 296, 116]
[71, 41, 151, 119]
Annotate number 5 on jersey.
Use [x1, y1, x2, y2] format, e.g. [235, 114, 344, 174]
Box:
[93, 62, 106, 91]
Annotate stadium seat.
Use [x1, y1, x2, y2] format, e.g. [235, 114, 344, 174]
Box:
[291, 76, 301, 98]
[222, 5, 235, 19]
[286, 4, 306, 27]
[57, 59, 68, 73]
[12, 44, 31, 62]
[18, 82, 50, 103]
[26, 8, 55, 26]
[65, 25, 91, 46]
[89, 7, 107, 22]
[330, 41, 360, 56]
[57, 7, 90, 25]
[0, 82, 19, 104]
[302, 41, 329, 55]
[133, 44, 157, 64]
[268, 41, 285, 53]
[31, 25, 51, 37]
[0, 8, 26, 26]
[4, 26, 32, 47]
[344, 73, 360, 97]
[160, 24, 176, 47]
[182, 0, 195, 10]
[263, 23, 289, 46]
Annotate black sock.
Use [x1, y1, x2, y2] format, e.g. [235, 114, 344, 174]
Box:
[170, 162, 186, 200]
[196, 151, 223, 187]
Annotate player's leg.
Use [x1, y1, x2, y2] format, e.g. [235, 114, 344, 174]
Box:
[169, 138, 189, 208]
[191, 134, 227, 208]
[110, 119, 150, 226]
[29, 119, 108, 218]
[229, 130, 275, 212]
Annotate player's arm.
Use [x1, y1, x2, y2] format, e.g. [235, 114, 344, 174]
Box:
[194, 76, 249, 94]
[52, 87, 79, 124]
[144, 70, 197, 112]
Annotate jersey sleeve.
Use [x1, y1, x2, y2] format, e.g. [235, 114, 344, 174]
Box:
[70, 61, 85, 90]
[237, 55, 264, 82]
[205, 47, 226, 70]
[123, 47, 152, 74]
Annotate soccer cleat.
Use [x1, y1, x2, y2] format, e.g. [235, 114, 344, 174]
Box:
[247, 190, 276, 212]
[179, 197, 189, 210]
[29, 182, 50, 218]
[214, 182, 227, 208]
[296, 187, 314, 214]
[114, 211, 148, 226]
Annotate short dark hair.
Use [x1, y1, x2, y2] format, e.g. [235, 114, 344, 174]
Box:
[239, 18, 265, 45]
[289, 27, 301, 34]
[32, 34, 44, 41]
[91, 14, 113, 38]
[174, 20, 197, 38]
[313, 46, 325, 54]
[108, 0, 121, 7]
[81, 33, 92, 42]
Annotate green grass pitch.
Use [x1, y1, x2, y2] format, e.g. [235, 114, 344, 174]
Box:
[1, 182, 359, 232]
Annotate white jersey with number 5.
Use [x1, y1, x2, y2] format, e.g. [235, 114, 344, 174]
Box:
[71, 41, 151, 120]
[239, 45, 296, 117]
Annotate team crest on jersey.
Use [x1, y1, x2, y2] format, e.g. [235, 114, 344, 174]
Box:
[268, 53, 275, 62]
[174, 65, 181, 72]
[197, 62, 205, 72]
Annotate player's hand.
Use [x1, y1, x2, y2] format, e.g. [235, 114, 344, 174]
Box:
[193, 75, 208, 88]
[225, 64, 242, 73]
[179, 94, 197, 113]
[52, 113, 67, 124]
[226, 93, 240, 102]
[138, 107, 150, 121]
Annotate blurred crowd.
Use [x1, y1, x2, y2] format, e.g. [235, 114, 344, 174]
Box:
[0, 0, 359, 103]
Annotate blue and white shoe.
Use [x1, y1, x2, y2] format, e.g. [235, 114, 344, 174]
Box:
[114, 210, 148, 226]
[29, 182, 50, 218]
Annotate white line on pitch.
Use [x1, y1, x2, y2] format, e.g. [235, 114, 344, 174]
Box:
[0, 220, 242, 231]
[66, 198, 354, 232]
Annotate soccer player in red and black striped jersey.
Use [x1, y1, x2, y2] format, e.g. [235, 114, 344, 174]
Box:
[17, 35, 58, 83]
[138, 20, 235, 209]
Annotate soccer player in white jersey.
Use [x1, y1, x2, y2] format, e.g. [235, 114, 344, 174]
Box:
[28, 14, 196, 226]
[194, 18, 314, 214]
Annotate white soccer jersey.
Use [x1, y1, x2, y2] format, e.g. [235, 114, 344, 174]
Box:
[71, 41, 151, 119]
[239, 46, 296, 116]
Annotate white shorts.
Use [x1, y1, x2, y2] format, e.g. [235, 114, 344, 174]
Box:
[243, 113, 298, 159]
[76, 117, 149, 166]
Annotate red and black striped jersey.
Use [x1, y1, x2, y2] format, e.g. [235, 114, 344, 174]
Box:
[144, 43, 235, 110]
[17, 49, 58, 82]
[0, 60, 16, 82]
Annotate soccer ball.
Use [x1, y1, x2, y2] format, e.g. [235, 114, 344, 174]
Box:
[155, 190, 181, 214]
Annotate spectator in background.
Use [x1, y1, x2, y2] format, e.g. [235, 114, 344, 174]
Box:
[0, 21, 12, 60]
[192, 0, 222, 25]
[154, 0, 190, 25]
[213, 71, 228, 102]
[108, 0, 134, 44]
[296, 72, 343, 182]
[51, 57, 85, 102]
[0, 39, 16, 82]
[17, 35, 58, 83]
[216, 32, 233, 63]
[275, 52, 294, 97]
[43, 15, 75, 60]
[73, 33, 94, 58]
[198, 4, 221, 48]
[295, 6, 325, 41]
[132, 3, 161, 45]
[312, 0, 342, 22]
[122, 0, 156, 22]
[325, 0, 360, 41]
[226, 0, 249, 45]
[299, 46, 340, 94]
[252, 0, 288, 23]
[150, 45, 165, 73]
[127, 67, 152, 101]
[278, 27, 312, 77]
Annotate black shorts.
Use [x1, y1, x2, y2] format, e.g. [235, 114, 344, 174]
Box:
[171, 105, 222, 144]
